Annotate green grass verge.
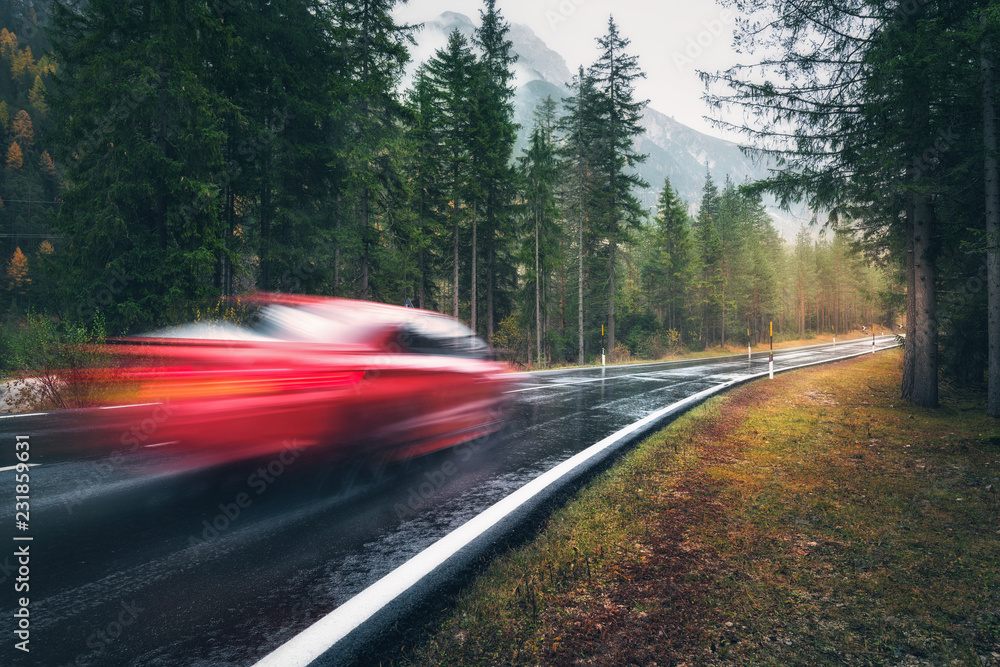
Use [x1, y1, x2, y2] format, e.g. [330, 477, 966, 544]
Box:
[405, 349, 1000, 666]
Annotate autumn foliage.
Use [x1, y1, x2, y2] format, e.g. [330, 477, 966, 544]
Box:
[6, 247, 29, 292]
[12, 109, 33, 150]
[6, 140, 22, 170]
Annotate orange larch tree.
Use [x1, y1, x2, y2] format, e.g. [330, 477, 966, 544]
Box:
[12, 110, 33, 151]
[6, 247, 29, 292]
[6, 141, 23, 170]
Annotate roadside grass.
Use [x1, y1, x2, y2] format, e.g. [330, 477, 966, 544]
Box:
[406, 349, 1000, 666]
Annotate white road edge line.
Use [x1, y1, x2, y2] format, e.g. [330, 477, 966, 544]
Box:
[98, 403, 160, 410]
[0, 413, 45, 419]
[251, 342, 900, 667]
[0, 463, 40, 472]
[250, 379, 730, 667]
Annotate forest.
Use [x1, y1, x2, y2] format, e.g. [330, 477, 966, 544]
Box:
[0, 0, 991, 414]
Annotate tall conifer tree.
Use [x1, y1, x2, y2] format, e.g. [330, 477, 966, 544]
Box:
[588, 15, 648, 361]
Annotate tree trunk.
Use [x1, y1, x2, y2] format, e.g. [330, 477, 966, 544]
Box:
[535, 204, 542, 364]
[983, 28, 1000, 418]
[910, 194, 938, 407]
[260, 149, 271, 290]
[360, 187, 370, 300]
[452, 216, 459, 318]
[333, 246, 340, 297]
[608, 240, 616, 362]
[418, 247, 426, 310]
[487, 244, 494, 342]
[578, 206, 585, 365]
[471, 203, 477, 334]
[901, 193, 916, 399]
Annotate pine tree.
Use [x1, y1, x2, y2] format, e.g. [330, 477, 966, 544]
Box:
[330, 0, 414, 301]
[28, 74, 46, 116]
[468, 0, 520, 340]
[982, 3, 1000, 417]
[702, 0, 975, 407]
[693, 168, 721, 345]
[588, 15, 649, 361]
[404, 68, 448, 310]
[49, 0, 232, 329]
[519, 96, 561, 364]
[422, 30, 478, 320]
[646, 177, 691, 335]
[559, 66, 603, 363]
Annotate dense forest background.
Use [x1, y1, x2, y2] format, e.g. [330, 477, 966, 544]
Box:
[0, 0, 950, 379]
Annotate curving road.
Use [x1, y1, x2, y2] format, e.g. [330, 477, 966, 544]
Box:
[0, 336, 897, 666]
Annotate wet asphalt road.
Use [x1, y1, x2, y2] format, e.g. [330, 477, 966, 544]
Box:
[0, 337, 897, 666]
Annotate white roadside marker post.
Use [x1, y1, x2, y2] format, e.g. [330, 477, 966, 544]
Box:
[769, 320, 774, 380]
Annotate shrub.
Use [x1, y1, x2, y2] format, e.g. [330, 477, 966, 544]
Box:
[0, 312, 109, 411]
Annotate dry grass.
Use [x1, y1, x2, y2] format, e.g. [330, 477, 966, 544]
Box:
[406, 349, 1000, 666]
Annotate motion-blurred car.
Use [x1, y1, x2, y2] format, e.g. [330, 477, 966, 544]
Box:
[82, 295, 512, 469]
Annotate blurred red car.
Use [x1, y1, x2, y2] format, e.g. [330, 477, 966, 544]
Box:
[86, 295, 513, 469]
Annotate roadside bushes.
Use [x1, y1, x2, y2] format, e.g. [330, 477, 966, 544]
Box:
[0, 311, 108, 411]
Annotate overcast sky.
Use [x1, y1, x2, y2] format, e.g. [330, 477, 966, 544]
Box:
[393, 0, 742, 141]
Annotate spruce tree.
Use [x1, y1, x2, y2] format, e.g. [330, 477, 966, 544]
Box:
[472, 0, 518, 340]
[588, 15, 648, 361]
[422, 29, 478, 320]
[519, 97, 561, 364]
[559, 66, 603, 363]
[49, 0, 230, 329]
[647, 177, 691, 335]
[330, 0, 413, 301]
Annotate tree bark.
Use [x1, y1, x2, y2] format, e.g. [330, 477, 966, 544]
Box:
[578, 204, 585, 365]
[471, 203, 477, 334]
[901, 193, 916, 400]
[608, 240, 616, 361]
[360, 190, 370, 300]
[418, 247, 426, 310]
[452, 216, 459, 318]
[535, 203, 542, 364]
[983, 27, 1000, 417]
[487, 244, 494, 342]
[910, 193, 938, 407]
